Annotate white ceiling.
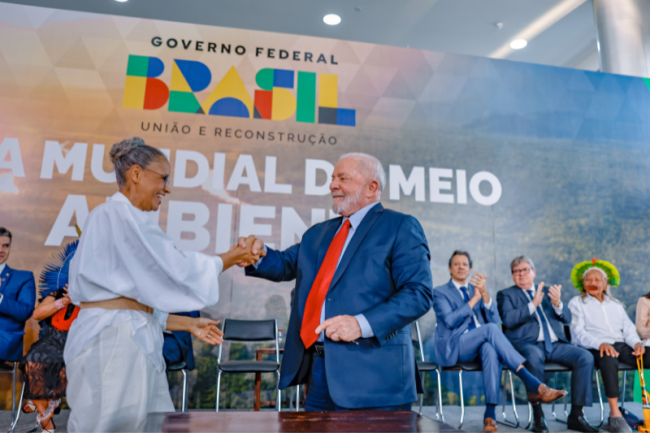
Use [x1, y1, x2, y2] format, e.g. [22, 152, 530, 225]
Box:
[0, 0, 603, 71]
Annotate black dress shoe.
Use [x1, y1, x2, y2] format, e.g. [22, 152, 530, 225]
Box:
[532, 416, 549, 433]
[567, 415, 601, 432]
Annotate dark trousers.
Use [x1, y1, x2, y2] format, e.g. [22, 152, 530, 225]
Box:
[515, 341, 594, 406]
[304, 355, 412, 411]
[590, 342, 650, 399]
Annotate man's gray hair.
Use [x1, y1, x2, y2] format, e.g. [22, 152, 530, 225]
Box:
[109, 137, 166, 188]
[510, 255, 535, 271]
[339, 152, 386, 191]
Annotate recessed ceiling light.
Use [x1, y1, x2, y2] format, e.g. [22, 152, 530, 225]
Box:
[509, 39, 528, 50]
[115, 0, 128, 2]
[323, 14, 341, 25]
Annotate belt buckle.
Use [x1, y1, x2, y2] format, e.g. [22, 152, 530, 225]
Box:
[314, 345, 325, 357]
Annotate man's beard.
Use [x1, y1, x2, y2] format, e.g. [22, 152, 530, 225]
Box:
[332, 188, 363, 215]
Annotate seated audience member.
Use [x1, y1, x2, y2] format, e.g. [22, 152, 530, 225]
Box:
[21, 284, 78, 432]
[497, 256, 596, 433]
[569, 259, 645, 433]
[163, 311, 200, 370]
[433, 251, 566, 433]
[0, 227, 36, 364]
[636, 293, 650, 345]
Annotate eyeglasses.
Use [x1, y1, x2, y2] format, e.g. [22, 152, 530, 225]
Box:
[511, 267, 532, 275]
[145, 168, 170, 188]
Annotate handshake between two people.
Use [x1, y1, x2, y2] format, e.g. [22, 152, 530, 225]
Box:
[219, 235, 267, 271]
[217, 235, 363, 342]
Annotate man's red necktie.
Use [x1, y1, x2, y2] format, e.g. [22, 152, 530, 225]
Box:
[300, 219, 352, 348]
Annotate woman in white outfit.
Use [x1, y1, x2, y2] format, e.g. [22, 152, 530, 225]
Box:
[64, 137, 261, 432]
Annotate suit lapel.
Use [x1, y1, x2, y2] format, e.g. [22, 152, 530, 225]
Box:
[316, 220, 341, 271]
[328, 204, 384, 292]
[0, 265, 12, 296]
[446, 280, 466, 308]
[516, 286, 532, 306]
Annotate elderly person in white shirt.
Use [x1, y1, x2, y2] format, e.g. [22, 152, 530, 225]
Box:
[568, 260, 644, 433]
[65, 137, 262, 432]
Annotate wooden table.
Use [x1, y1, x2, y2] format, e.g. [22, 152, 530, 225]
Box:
[145, 410, 464, 432]
[254, 347, 284, 411]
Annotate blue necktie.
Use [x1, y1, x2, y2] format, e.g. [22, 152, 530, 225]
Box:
[526, 290, 553, 354]
[460, 286, 477, 331]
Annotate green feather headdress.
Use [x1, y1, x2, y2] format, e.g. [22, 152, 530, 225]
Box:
[571, 258, 620, 291]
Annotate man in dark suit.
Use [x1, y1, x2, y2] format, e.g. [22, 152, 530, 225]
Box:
[497, 255, 596, 433]
[243, 153, 433, 410]
[0, 227, 36, 364]
[434, 251, 566, 433]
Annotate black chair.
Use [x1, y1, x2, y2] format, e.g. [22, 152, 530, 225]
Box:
[216, 319, 280, 412]
[1, 362, 24, 433]
[167, 361, 189, 412]
[411, 321, 442, 419]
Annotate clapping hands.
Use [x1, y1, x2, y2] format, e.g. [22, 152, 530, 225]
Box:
[470, 273, 490, 303]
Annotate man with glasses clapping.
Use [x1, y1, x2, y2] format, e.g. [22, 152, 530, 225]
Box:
[497, 256, 596, 433]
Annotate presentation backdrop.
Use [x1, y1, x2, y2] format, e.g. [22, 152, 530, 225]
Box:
[2, 3, 650, 409]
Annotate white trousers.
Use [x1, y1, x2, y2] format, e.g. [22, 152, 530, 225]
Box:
[66, 321, 174, 432]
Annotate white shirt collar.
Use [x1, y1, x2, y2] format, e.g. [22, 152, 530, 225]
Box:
[585, 292, 610, 303]
[451, 279, 467, 290]
[0, 263, 5, 274]
[342, 201, 380, 230]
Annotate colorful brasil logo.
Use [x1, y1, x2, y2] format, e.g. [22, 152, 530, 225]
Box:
[122, 55, 355, 127]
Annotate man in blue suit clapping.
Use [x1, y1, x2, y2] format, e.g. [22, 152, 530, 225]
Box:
[434, 251, 566, 433]
[497, 256, 596, 433]
[0, 227, 36, 364]
[243, 153, 433, 411]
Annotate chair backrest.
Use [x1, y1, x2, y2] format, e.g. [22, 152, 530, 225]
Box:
[218, 319, 280, 365]
[222, 319, 277, 342]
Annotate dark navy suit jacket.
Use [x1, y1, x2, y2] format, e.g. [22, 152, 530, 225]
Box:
[0, 265, 36, 361]
[496, 285, 571, 346]
[163, 311, 200, 371]
[246, 203, 433, 409]
[433, 280, 501, 367]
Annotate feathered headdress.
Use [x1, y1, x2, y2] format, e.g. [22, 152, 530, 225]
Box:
[570, 258, 620, 291]
[38, 239, 78, 301]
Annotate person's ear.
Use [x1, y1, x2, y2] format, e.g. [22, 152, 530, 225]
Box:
[367, 179, 379, 196]
[129, 165, 143, 185]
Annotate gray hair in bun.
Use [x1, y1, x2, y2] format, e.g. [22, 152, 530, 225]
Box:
[109, 137, 166, 188]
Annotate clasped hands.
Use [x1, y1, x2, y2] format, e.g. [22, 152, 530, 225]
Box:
[219, 235, 266, 270]
[469, 273, 490, 303]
